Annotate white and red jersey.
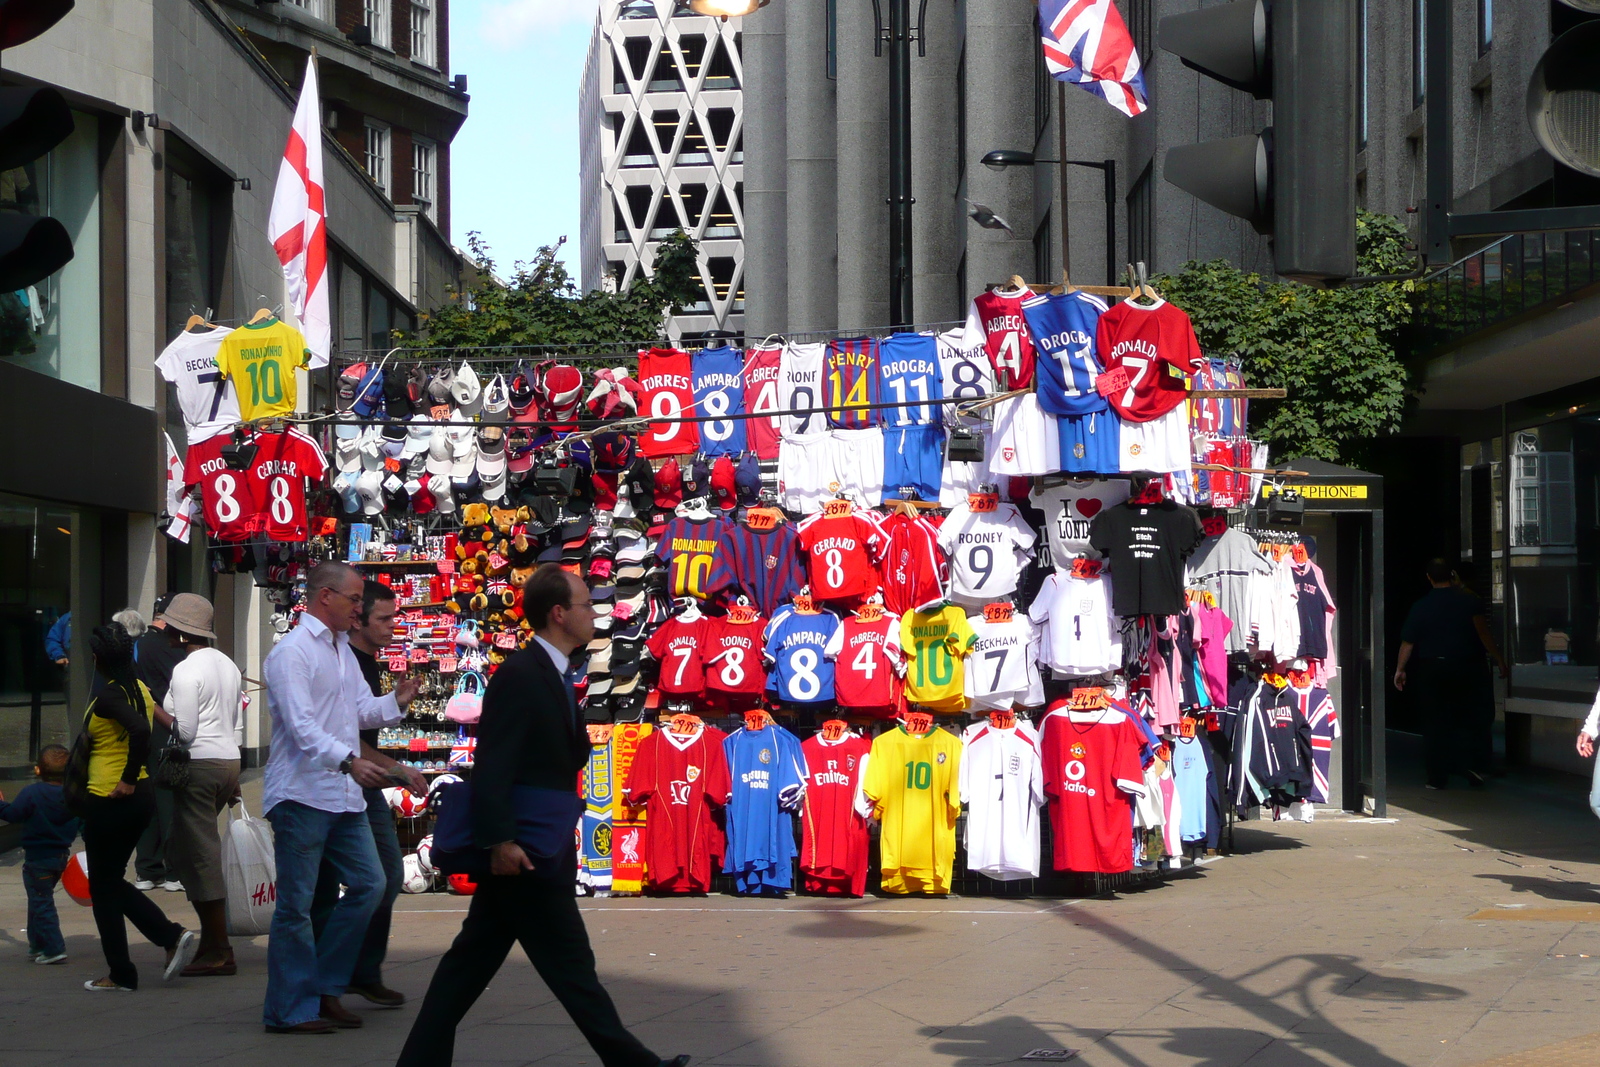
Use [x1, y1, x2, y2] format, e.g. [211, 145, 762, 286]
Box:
[796, 509, 887, 602]
[242, 429, 328, 542]
[876, 511, 947, 615]
[703, 617, 768, 696]
[621, 725, 731, 893]
[742, 346, 784, 460]
[645, 614, 712, 695]
[960, 722, 1045, 880]
[1092, 297, 1205, 423]
[964, 285, 1036, 390]
[800, 731, 872, 896]
[637, 347, 699, 456]
[1040, 709, 1148, 874]
[822, 610, 904, 716]
[184, 434, 259, 543]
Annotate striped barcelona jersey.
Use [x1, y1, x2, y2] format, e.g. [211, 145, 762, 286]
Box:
[824, 337, 881, 429]
[655, 516, 730, 599]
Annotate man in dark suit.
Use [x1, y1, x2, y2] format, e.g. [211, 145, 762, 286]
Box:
[396, 565, 688, 1067]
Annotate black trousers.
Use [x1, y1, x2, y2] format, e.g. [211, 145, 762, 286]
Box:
[81, 782, 183, 988]
[396, 865, 659, 1067]
[1413, 657, 1491, 787]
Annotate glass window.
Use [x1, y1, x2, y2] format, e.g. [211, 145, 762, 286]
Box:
[282, 0, 331, 19]
[366, 0, 391, 49]
[366, 280, 393, 350]
[411, 0, 435, 66]
[412, 137, 436, 222]
[0, 493, 76, 774]
[0, 110, 101, 391]
[1413, 0, 1425, 108]
[1479, 0, 1492, 54]
[365, 123, 391, 195]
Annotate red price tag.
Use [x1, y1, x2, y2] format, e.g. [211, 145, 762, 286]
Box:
[904, 711, 934, 733]
[487, 552, 508, 570]
[744, 507, 781, 531]
[493, 632, 518, 650]
[855, 604, 884, 623]
[1095, 366, 1130, 398]
[409, 648, 430, 664]
[387, 656, 407, 673]
[1070, 558, 1105, 579]
[792, 594, 815, 614]
[967, 492, 999, 513]
[822, 498, 854, 518]
[437, 655, 457, 673]
[436, 559, 455, 574]
[409, 738, 428, 752]
[726, 605, 759, 624]
[981, 602, 1014, 623]
[431, 403, 452, 420]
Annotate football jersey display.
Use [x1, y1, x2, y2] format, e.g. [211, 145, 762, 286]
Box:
[704, 521, 807, 618]
[1093, 297, 1205, 422]
[900, 605, 977, 711]
[965, 284, 1036, 389]
[1029, 478, 1132, 567]
[183, 434, 260, 543]
[936, 327, 996, 425]
[621, 724, 731, 893]
[936, 499, 1037, 603]
[763, 606, 841, 705]
[963, 612, 1038, 711]
[1029, 572, 1121, 676]
[1088, 499, 1205, 616]
[691, 345, 747, 456]
[861, 725, 962, 894]
[638, 347, 699, 456]
[824, 337, 880, 429]
[645, 614, 713, 695]
[881, 425, 945, 503]
[215, 318, 310, 421]
[960, 722, 1045, 880]
[656, 515, 730, 599]
[876, 512, 947, 616]
[703, 617, 769, 699]
[796, 509, 887, 602]
[1022, 290, 1111, 416]
[155, 326, 241, 443]
[823, 610, 904, 716]
[743, 345, 784, 459]
[722, 725, 807, 895]
[800, 731, 872, 896]
[778, 342, 826, 437]
[242, 428, 329, 542]
[877, 332, 942, 427]
[1040, 709, 1148, 873]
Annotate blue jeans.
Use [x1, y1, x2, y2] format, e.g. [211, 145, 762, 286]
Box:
[1589, 755, 1600, 822]
[23, 855, 68, 956]
[310, 788, 403, 989]
[263, 801, 383, 1028]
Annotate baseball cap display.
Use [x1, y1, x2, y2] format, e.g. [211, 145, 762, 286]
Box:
[451, 363, 483, 416]
[481, 373, 510, 421]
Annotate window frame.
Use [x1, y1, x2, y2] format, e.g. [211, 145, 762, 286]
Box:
[411, 135, 436, 222]
[364, 121, 391, 196]
[365, 0, 392, 50]
[410, 0, 436, 67]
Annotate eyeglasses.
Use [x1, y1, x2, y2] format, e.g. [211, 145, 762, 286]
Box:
[326, 589, 364, 606]
[567, 600, 595, 611]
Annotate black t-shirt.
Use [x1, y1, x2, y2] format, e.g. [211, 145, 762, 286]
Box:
[351, 646, 386, 748]
[1087, 499, 1205, 616]
[1400, 586, 1486, 660]
[134, 628, 187, 708]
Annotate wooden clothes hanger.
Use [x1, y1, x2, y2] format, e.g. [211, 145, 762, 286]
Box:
[249, 306, 275, 324]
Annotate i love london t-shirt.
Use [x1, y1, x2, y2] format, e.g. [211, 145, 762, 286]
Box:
[1087, 499, 1204, 616]
[1030, 478, 1132, 569]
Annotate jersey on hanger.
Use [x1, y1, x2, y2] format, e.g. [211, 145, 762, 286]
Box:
[965, 285, 1036, 390]
[778, 342, 826, 437]
[877, 333, 943, 427]
[1092, 297, 1205, 422]
[964, 612, 1037, 711]
[215, 319, 310, 421]
[622, 725, 731, 893]
[1022, 290, 1111, 416]
[704, 617, 769, 696]
[960, 723, 1046, 880]
[936, 327, 996, 428]
[796, 509, 887, 602]
[861, 725, 962, 894]
[936, 499, 1037, 602]
[743, 346, 784, 460]
[762, 606, 841, 704]
[722, 725, 806, 894]
[183, 433, 262, 543]
[704, 522, 807, 618]
[155, 327, 241, 443]
[1029, 571, 1122, 676]
[242, 428, 329, 542]
[1029, 478, 1132, 568]
[691, 345, 747, 456]
[900, 605, 977, 711]
[876, 512, 947, 616]
[823, 611, 904, 715]
[638, 347, 700, 456]
[824, 337, 880, 429]
[645, 614, 713, 695]
[800, 732, 872, 896]
[1040, 710, 1147, 874]
[655, 515, 730, 599]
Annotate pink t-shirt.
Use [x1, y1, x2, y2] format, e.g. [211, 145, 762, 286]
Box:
[1195, 603, 1233, 708]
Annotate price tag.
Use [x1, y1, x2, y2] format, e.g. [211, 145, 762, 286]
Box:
[982, 602, 1014, 623]
[437, 655, 457, 673]
[1095, 366, 1130, 398]
[493, 632, 518, 649]
[1069, 558, 1104, 579]
[587, 724, 615, 746]
[387, 656, 407, 673]
[409, 738, 428, 752]
[409, 648, 430, 664]
[855, 604, 884, 623]
[822, 498, 854, 518]
[431, 403, 452, 420]
[436, 559, 456, 574]
[967, 492, 999, 513]
[487, 552, 508, 571]
[314, 517, 339, 536]
[792, 594, 816, 614]
[1200, 515, 1228, 538]
[726, 605, 759, 624]
[743, 507, 781, 531]
[903, 711, 934, 734]
[1068, 686, 1106, 710]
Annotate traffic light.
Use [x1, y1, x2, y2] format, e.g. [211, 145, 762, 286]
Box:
[1526, 3, 1600, 180]
[0, 0, 77, 291]
[1159, 0, 1356, 285]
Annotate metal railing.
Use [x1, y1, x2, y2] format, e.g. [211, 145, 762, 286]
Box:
[1415, 228, 1600, 353]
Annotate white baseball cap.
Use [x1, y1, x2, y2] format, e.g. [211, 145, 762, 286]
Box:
[451, 363, 482, 416]
[356, 470, 385, 515]
[428, 474, 457, 515]
[359, 427, 386, 472]
[481, 374, 510, 422]
[402, 416, 434, 457]
[426, 427, 453, 475]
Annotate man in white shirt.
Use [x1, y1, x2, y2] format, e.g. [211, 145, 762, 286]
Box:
[261, 562, 420, 1034]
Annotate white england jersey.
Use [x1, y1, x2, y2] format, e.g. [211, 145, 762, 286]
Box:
[935, 328, 994, 429]
[964, 613, 1039, 710]
[936, 500, 1037, 602]
[778, 342, 827, 437]
[959, 722, 1045, 880]
[1029, 478, 1132, 569]
[155, 327, 241, 443]
[1029, 571, 1121, 676]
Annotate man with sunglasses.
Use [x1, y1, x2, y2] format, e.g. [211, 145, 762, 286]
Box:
[262, 562, 422, 1034]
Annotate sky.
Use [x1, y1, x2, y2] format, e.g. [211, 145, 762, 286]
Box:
[449, 0, 601, 277]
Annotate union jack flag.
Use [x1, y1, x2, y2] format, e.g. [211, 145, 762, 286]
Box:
[1038, 0, 1149, 117]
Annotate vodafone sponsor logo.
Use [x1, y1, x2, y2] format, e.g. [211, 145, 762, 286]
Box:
[1061, 759, 1097, 797]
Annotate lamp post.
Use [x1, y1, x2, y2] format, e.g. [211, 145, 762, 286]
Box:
[982, 149, 1117, 287]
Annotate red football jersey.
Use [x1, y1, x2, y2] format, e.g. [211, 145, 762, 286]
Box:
[1040, 709, 1147, 874]
[645, 615, 712, 695]
[965, 286, 1036, 390]
[876, 512, 947, 616]
[622, 725, 731, 893]
[242, 429, 328, 542]
[797, 511, 887, 601]
[638, 347, 699, 456]
[800, 732, 872, 896]
[703, 617, 768, 695]
[184, 434, 260, 543]
[823, 337, 880, 429]
[742, 346, 784, 460]
[823, 612, 903, 716]
[1092, 297, 1205, 422]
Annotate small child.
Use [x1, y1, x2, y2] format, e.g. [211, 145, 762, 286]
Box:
[0, 744, 81, 964]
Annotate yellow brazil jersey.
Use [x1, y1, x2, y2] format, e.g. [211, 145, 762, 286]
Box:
[216, 318, 310, 420]
[862, 725, 962, 894]
[900, 604, 977, 711]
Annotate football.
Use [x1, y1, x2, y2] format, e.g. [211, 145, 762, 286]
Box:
[415, 834, 435, 874]
[401, 853, 431, 894]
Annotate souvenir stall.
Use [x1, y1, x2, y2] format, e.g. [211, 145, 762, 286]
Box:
[153, 264, 1377, 900]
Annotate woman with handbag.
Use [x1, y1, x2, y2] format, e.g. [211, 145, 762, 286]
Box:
[73, 622, 198, 991]
[160, 594, 244, 976]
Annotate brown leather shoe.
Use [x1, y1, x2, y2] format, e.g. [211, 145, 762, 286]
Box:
[319, 995, 363, 1029]
[265, 1019, 337, 1035]
[348, 983, 406, 1008]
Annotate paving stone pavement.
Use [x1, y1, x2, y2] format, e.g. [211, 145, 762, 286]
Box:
[5, 745, 1600, 1067]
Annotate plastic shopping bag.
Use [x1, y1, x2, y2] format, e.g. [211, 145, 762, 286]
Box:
[222, 799, 277, 936]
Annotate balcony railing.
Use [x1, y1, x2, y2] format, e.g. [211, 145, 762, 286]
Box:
[1416, 229, 1600, 353]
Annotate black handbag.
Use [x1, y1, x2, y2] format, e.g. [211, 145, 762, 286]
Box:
[61, 708, 94, 816]
[153, 727, 191, 790]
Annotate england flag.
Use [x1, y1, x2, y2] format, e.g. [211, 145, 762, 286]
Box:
[269, 60, 332, 368]
[1039, 0, 1149, 118]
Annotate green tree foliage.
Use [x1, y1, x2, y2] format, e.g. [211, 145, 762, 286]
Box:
[1154, 211, 1416, 462]
[411, 230, 702, 351]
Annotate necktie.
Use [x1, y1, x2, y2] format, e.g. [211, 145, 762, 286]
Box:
[562, 664, 582, 726]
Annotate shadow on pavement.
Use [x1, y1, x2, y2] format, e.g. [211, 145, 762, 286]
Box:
[787, 912, 920, 939]
[1473, 872, 1600, 903]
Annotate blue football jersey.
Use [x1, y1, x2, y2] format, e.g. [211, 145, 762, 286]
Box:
[692, 345, 748, 455]
[1022, 290, 1110, 416]
[722, 725, 807, 894]
[878, 332, 944, 427]
[762, 605, 842, 704]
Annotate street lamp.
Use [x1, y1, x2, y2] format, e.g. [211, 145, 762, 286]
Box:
[688, 0, 767, 18]
[981, 149, 1118, 287]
